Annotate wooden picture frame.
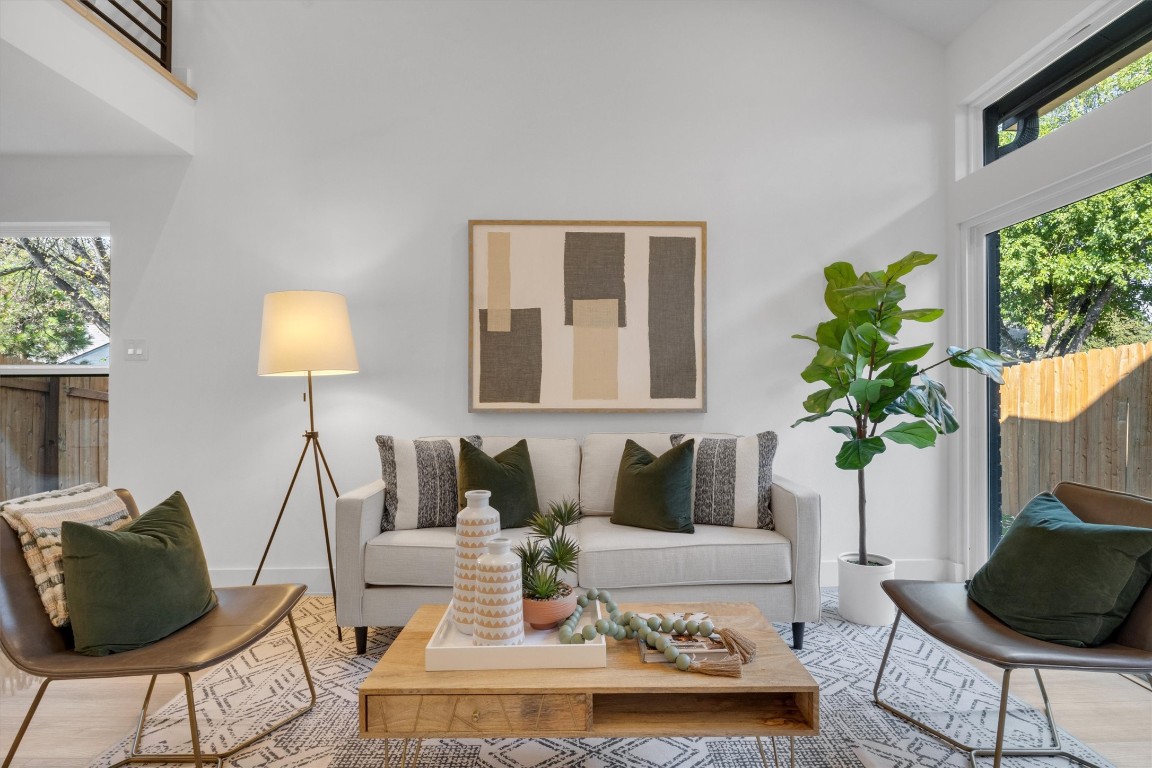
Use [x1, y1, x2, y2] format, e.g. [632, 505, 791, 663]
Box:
[469, 220, 706, 412]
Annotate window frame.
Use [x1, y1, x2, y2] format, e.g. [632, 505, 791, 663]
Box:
[983, 0, 1152, 165]
[0, 222, 112, 375]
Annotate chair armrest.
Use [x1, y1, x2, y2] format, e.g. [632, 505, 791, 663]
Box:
[771, 474, 822, 623]
[335, 479, 386, 627]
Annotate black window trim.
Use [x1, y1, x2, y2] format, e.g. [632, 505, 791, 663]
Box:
[983, 0, 1152, 165]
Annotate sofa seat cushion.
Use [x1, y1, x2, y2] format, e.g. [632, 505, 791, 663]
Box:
[364, 525, 547, 587]
[577, 516, 792, 589]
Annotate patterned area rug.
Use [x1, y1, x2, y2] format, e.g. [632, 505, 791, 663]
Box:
[97, 590, 1110, 767]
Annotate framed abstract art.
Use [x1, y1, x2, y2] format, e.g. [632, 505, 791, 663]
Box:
[469, 220, 706, 412]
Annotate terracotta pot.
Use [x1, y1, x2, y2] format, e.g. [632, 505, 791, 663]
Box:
[522, 588, 579, 630]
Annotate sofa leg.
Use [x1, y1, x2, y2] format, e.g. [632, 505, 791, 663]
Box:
[355, 626, 367, 654]
[791, 622, 805, 650]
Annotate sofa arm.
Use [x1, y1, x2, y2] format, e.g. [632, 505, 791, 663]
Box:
[335, 479, 386, 627]
[771, 474, 822, 623]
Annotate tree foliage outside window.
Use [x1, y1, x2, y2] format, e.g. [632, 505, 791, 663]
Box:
[0, 237, 110, 363]
[997, 175, 1152, 360]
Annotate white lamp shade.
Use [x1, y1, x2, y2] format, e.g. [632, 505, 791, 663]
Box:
[258, 290, 359, 376]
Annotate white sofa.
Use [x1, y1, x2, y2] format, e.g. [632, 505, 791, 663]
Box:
[335, 432, 821, 653]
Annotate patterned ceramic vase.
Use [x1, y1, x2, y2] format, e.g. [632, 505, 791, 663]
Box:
[472, 538, 525, 647]
[452, 490, 501, 634]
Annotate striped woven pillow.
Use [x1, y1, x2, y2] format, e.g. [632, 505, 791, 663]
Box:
[670, 432, 779, 529]
[1, 483, 132, 627]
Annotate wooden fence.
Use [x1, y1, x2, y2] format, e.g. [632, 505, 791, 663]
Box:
[999, 341, 1151, 516]
[1, 369, 109, 501]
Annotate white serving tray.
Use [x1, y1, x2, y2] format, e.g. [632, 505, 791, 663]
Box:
[425, 600, 606, 671]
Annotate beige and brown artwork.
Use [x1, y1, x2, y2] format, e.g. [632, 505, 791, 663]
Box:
[469, 221, 706, 412]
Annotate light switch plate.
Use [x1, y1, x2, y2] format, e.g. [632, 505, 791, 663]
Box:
[125, 339, 148, 361]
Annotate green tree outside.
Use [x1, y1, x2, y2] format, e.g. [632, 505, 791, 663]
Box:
[0, 237, 110, 363]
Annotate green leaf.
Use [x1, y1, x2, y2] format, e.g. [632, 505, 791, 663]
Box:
[803, 387, 847, 414]
[853, 322, 898, 348]
[849, 377, 893, 404]
[801, 345, 852, 384]
[835, 437, 886, 470]
[867, 362, 917, 419]
[829, 425, 857, 438]
[884, 251, 936, 281]
[791, 333, 818, 344]
[890, 374, 959, 434]
[891, 307, 944, 322]
[823, 262, 857, 315]
[947, 346, 1010, 385]
[791, 408, 856, 428]
[815, 318, 852, 349]
[837, 281, 887, 311]
[881, 420, 938, 448]
[877, 343, 933, 367]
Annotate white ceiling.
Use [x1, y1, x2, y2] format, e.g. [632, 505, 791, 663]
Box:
[855, 0, 1001, 45]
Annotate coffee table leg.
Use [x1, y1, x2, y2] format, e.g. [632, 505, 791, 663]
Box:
[384, 737, 423, 767]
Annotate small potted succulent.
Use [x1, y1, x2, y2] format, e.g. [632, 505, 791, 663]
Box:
[513, 498, 582, 630]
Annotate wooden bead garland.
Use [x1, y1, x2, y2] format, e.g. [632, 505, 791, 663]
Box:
[555, 587, 757, 677]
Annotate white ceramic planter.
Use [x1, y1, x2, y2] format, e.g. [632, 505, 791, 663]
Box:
[837, 552, 896, 626]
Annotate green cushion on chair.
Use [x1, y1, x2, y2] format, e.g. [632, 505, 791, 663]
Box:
[968, 492, 1152, 647]
[611, 438, 695, 533]
[458, 438, 540, 528]
[62, 491, 218, 656]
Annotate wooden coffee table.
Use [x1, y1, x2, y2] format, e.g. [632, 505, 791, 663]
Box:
[359, 602, 819, 767]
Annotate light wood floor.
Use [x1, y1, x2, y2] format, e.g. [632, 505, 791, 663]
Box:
[2, 652, 1149, 767]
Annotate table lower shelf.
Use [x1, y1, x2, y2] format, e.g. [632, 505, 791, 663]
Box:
[361, 689, 818, 739]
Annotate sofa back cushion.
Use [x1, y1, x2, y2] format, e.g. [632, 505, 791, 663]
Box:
[480, 437, 580, 514]
[578, 434, 687, 515]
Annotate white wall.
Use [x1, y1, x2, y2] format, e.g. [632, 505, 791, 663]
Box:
[1, 0, 953, 590]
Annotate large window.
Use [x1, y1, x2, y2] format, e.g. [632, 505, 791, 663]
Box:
[1, 229, 111, 499]
[984, 1, 1152, 164]
[987, 176, 1152, 546]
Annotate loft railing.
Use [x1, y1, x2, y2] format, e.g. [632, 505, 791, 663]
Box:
[78, 0, 172, 70]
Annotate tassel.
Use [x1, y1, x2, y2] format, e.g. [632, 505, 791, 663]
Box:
[718, 628, 758, 663]
[689, 654, 743, 677]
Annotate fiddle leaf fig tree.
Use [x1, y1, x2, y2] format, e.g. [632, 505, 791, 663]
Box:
[792, 251, 1010, 568]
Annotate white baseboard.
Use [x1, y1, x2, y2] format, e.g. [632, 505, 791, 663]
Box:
[820, 557, 956, 587]
[211, 567, 332, 595]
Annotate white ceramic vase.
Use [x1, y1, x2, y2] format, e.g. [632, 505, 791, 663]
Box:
[452, 490, 501, 635]
[837, 552, 896, 626]
[472, 537, 525, 647]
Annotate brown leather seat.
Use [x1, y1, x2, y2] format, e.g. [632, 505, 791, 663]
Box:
[873, 482, 1152, 768]
[0, 489, 317, 768]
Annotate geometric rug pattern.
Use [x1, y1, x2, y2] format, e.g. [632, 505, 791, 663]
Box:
[96, 589, 1111, 767]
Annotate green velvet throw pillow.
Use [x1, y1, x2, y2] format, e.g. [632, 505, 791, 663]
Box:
[458, 438, 540, 528]
[967, 492, 1152, 647]
[61, 491, 218, 656]
[611, 438, 695, 533]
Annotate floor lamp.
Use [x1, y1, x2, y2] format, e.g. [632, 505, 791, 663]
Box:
[254, 290, 358, 642]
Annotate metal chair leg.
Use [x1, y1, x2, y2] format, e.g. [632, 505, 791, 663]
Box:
[2, 678, 50, 768]
[107, 611, 316, 767]
[874, 612, 1106, 767]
